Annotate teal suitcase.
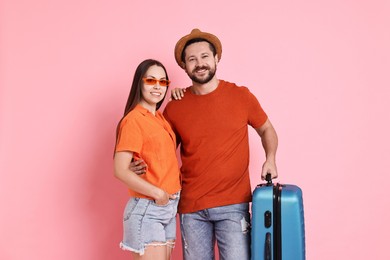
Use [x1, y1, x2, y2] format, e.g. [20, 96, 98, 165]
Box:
[251, 175, 306, 260]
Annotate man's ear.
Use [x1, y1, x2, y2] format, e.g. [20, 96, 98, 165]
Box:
[215, 55, 219, 64]
[180, 61, 186, 69]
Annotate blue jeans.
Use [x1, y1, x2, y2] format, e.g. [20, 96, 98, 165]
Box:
[180, 203, 251, 260]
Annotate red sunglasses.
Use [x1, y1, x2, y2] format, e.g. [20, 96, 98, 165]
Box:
[142, 77, 170, 87]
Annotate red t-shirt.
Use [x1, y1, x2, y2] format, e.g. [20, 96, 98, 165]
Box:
[164, 80, 267, 213]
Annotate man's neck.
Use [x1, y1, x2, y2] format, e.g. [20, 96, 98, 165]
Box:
[191, 77, 220, 95]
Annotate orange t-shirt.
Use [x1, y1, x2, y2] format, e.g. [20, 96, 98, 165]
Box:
[116, 105, 181, 198]
[164, 80, 268, 213]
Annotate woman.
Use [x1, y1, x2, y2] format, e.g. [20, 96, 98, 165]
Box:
[114, 59, 181, 260]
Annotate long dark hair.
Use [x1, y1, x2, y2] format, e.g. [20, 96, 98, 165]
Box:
[114, 59, 170, 153]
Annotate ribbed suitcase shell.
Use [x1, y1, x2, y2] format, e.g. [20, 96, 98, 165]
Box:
[251, 180, 305, 260]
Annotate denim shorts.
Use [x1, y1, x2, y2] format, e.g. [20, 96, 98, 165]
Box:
[119, 192, 180, 255]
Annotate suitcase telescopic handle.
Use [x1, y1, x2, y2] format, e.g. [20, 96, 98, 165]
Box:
[265, 232, 272, 260]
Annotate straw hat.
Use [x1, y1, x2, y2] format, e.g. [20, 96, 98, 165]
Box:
[174, 28, 222, 68]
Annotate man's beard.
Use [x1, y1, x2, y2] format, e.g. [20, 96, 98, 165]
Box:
[187, 65, 217, 84]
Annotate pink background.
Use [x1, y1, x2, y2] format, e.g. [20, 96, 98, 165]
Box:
[1, 0, 389, 259]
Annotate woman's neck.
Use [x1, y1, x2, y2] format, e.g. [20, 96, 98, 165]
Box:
[138, 102, 156, 115]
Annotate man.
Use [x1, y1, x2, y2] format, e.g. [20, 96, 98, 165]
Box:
[132, 28, 278, 260]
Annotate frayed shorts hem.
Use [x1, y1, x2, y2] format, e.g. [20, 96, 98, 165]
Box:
[120, 240, 176, 255]
[120, 242, 145, 255]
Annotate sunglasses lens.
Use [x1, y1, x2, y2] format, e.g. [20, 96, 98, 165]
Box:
[144, 78, 157, 85]
[159, 80, 170, 86]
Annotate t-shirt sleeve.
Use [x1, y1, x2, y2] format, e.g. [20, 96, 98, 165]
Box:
[246, 90, 268, 128]
[115, 118, 143, 153]
[162, 105, 170, 124]
[163, 103, 181, 146]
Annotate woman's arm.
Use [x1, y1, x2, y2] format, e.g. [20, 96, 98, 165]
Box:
[114, 151, 173, 205]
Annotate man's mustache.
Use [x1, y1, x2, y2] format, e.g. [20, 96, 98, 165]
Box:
[193, 66, 210, 73]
